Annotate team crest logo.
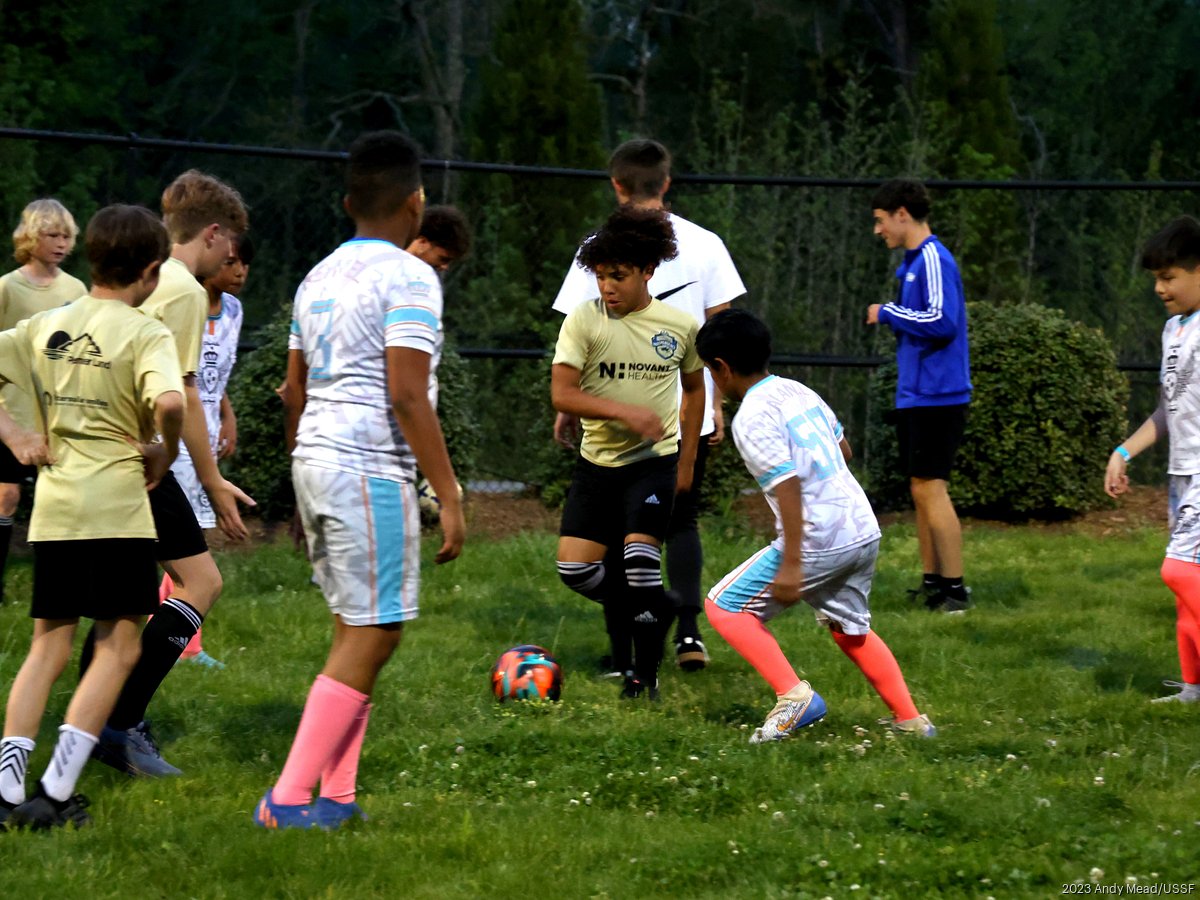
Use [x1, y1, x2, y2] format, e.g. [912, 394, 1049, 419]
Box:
[201, 348, 220, 393]
[650, 330, 677, 360]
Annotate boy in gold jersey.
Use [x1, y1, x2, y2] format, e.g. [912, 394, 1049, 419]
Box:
[552, 206, 705, 698]
[0, 205, 184, 830]
[0, 199, 87, 605]
[88, 171, 254, 778]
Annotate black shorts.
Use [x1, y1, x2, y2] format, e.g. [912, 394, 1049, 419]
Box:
[149, 470, 208, 562]
[32, 538, 159, 620]
[0, 440, 36, 485]
[895, 404, 968, 480]
[666, 437, 711, 538]
[560, 453, 677, 546]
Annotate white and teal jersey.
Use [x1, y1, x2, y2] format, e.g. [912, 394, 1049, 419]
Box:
[1162, 313, 1200, 475]
[289, 238, 442, 483]
[732, 375, 880, 556]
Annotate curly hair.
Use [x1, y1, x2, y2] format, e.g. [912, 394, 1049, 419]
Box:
[576, 205, 678, 273]
[12, 198, 78, 265]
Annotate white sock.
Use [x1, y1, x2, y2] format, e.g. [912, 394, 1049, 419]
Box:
[40, 725, 98, 802]
[0, 736, 35, 805]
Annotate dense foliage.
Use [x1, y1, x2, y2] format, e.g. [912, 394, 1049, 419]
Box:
[864, 303, 1130, 518]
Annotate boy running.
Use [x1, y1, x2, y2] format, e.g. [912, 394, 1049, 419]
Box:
[698, 309, 935, 742]
[0, 204, 184, 829]
[89, 171, 253, 777]
[255, 130, 464, 830]
[1106, 215, 1200, 704]
[0, 199, 87, 605]
[552, 205, 705, 699]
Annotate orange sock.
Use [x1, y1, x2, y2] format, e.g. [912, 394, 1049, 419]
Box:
[1160, 558, 1200, 684]
[705, 598, 801, 695]
[273, 675, 369, 806]
[830, 629, 919, 721]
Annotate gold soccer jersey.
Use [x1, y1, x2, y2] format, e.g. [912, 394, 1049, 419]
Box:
[0, 269, 87, 429]
[140, 257, 206, 376]
[0, 296, 183, 540]
[553, 298, 701, 467]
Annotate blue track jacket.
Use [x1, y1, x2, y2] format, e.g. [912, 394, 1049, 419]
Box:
[879, 235, 972, 409]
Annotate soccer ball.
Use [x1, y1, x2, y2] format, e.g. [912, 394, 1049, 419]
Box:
[491, 644, 562, 702]
[415, 476, 462, 527]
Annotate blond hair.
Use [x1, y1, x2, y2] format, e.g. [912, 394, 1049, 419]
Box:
[12, 198, 79, 265]
[160, 169, 249, 244]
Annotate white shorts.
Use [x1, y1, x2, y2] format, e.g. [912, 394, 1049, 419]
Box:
[1167, 473, 1200, 563]
[707, 539, 877, 636]
[292, 459, 420, 626]
[170, 451, 216, 529]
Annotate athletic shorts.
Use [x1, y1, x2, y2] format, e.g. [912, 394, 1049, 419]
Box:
[0, 440, 36, 485]
[172, 456, 216, 529]
[560, 453, 677, 546]
[1166, 473, 1200, 563]
[894, 404, 968, 480]
[707, 538, 878, 636]
[32, 538, 159, 620]
[293, 459, 420, 626]
[149, 470, 208, 562]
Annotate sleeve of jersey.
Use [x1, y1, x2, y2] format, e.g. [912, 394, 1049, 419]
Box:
[137, 324, 186, 407]
[0, 323, 30, 390]
[679, 320, 704, 374]
[157, 289, 206, 375]
[703, 237, 747, 309]
[551, 255, 595, 316]
[551, 306, 589, 370]
[879, 245, 958, 342]
[735, 407, 797, 493]
[288, 291, 303, 352]
[384, 268, 442, 354]
[820, 398, 845, 443]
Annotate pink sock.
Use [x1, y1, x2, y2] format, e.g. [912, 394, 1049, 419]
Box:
[320, 703, 372, 803]
[830, 629, 919, 721]
[705, 598, 801, 695]
[273, 675, 369, 806]
[1161, 558, 1200, 683]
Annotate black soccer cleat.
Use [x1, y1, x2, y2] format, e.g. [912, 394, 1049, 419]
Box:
[7, 784, 92, 831]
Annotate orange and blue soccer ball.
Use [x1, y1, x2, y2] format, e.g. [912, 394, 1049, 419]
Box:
[491, 645, 562, 701]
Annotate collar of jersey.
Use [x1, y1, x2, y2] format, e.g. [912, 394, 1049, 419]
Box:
[343, 238, 399, 248]
[744, 374, 778, 397]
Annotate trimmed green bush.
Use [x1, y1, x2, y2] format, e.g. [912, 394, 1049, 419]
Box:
[227, 307, 481, 520]
[863, 302, 1129, 518]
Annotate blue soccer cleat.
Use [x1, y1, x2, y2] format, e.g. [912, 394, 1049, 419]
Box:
[749, 681, 827, 744]
[314, 796, 368, 830]
[253, 789, 317, 830]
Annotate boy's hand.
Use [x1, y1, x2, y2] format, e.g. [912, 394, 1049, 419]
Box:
[8, 430, 52, 467]
[676, 466, 694, 495]
[708, 406, 725, 445]
[771, 559, 803, 605]
[866, 304, 882, 325]
[1104, 452, 1130, 498]
[207, 477, 257, 541]
[435, 502, 466, 564]
[218, 418, 238, 458]
[135, 441, 173, 490]
[622, 407, 666, 443]
[553, 411, 579, 449]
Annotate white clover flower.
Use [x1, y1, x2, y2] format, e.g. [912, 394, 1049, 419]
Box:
[772, 811, 785, 821]
[1125, 876, 1138, 885]
[759, 802, 769, 811]
[873, 803, 885, 810]
[1045, 739, 1057, 747]
[645, 810, 656, 818]
[818, 859, 829, 868]
[688, 755, 700, 761]
[525, 780, 537, 788]
[455, 745, 465, 755]
[1005, 754, 1017, 761]
[569, 799, 580, 807]
[898, 792, 910, 801]
[1036, 797, 1051, 808]
[450, 762, 459, 770]
[1094, 776, 1105, 785]
[1090, 867, 1104, 883]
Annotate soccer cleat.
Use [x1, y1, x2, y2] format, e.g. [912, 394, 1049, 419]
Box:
[314, 796, 368, 830]
[0, 797, 14, 830]
[882, 713, 938, 737]
[253, 789, 317, 830]
[187, 650, 225, 670]
[927, 586, 973, 614]
[92, 721, 182, 778]
[620, 675, 660, 701]
[7, 784, 91, 831]
[905, 581, 940, 605]
[749, 681, 827, 744]
[675, 636, 710, 671]
[1150, 680, 1200, 704]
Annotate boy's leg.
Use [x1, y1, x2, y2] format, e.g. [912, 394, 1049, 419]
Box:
[1157, 557, 1200, 701]
[909, 477, 963, 579]
[0, 481, 19, 606]
[705, 596, 800, 694]
[666, 439, 711, 670]
[828, 628, 919, 722]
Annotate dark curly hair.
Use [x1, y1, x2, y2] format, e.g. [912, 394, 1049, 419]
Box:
[576, 205, 678, 273]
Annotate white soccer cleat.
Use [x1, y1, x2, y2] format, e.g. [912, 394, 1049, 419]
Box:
[1150, 680, 1200, 704]
[749, 681, 827, 744]
[885, 713, 938, 737]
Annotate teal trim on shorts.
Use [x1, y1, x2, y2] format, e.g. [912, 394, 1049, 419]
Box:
[367, 475, 405, 622]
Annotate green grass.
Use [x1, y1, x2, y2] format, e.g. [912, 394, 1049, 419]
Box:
[1, 517, 1198, 898]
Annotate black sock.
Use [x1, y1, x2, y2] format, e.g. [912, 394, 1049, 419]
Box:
[602, 597, 634, 674]
[940, 577, 967, 601]
[666, 528, 703, 640]
[0, 516, 13, 605]
[108, 598, 202, 730]
[922, 573, 939, 591]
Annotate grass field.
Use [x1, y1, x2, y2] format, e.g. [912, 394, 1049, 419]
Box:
[0, 508, 1198, 899]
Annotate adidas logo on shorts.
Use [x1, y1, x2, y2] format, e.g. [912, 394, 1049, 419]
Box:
[645, 494, 660, 505]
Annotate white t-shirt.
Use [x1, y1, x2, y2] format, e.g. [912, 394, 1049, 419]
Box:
[1163, 313, 1200, 475]
[551, 211, 745, 435]
[732, 375, 880, 556]
[172, 292, 242, 470]
[289, 239, 442, 483]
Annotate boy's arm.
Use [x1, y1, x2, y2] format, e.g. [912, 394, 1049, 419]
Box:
[1105, 401, 1166, 498]
[0, 406, 51, 466]
[676, 368, 705, 493]
[217, 392, 237, 459]
[875, 257, 959, 343]
[550, 364, 665, 442]
[181, 376, 255, 540]
[387, 345, 464, 564]
[139, 390, 185, 490]
[281, 348, 308, 453]
[839, 435, 853, 462]
[704, 302, 733, 445]
[770, 475, 805, 604]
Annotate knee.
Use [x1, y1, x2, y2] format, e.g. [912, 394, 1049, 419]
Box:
[0, 482, 20, 518]
[557, 560, 606, 602]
